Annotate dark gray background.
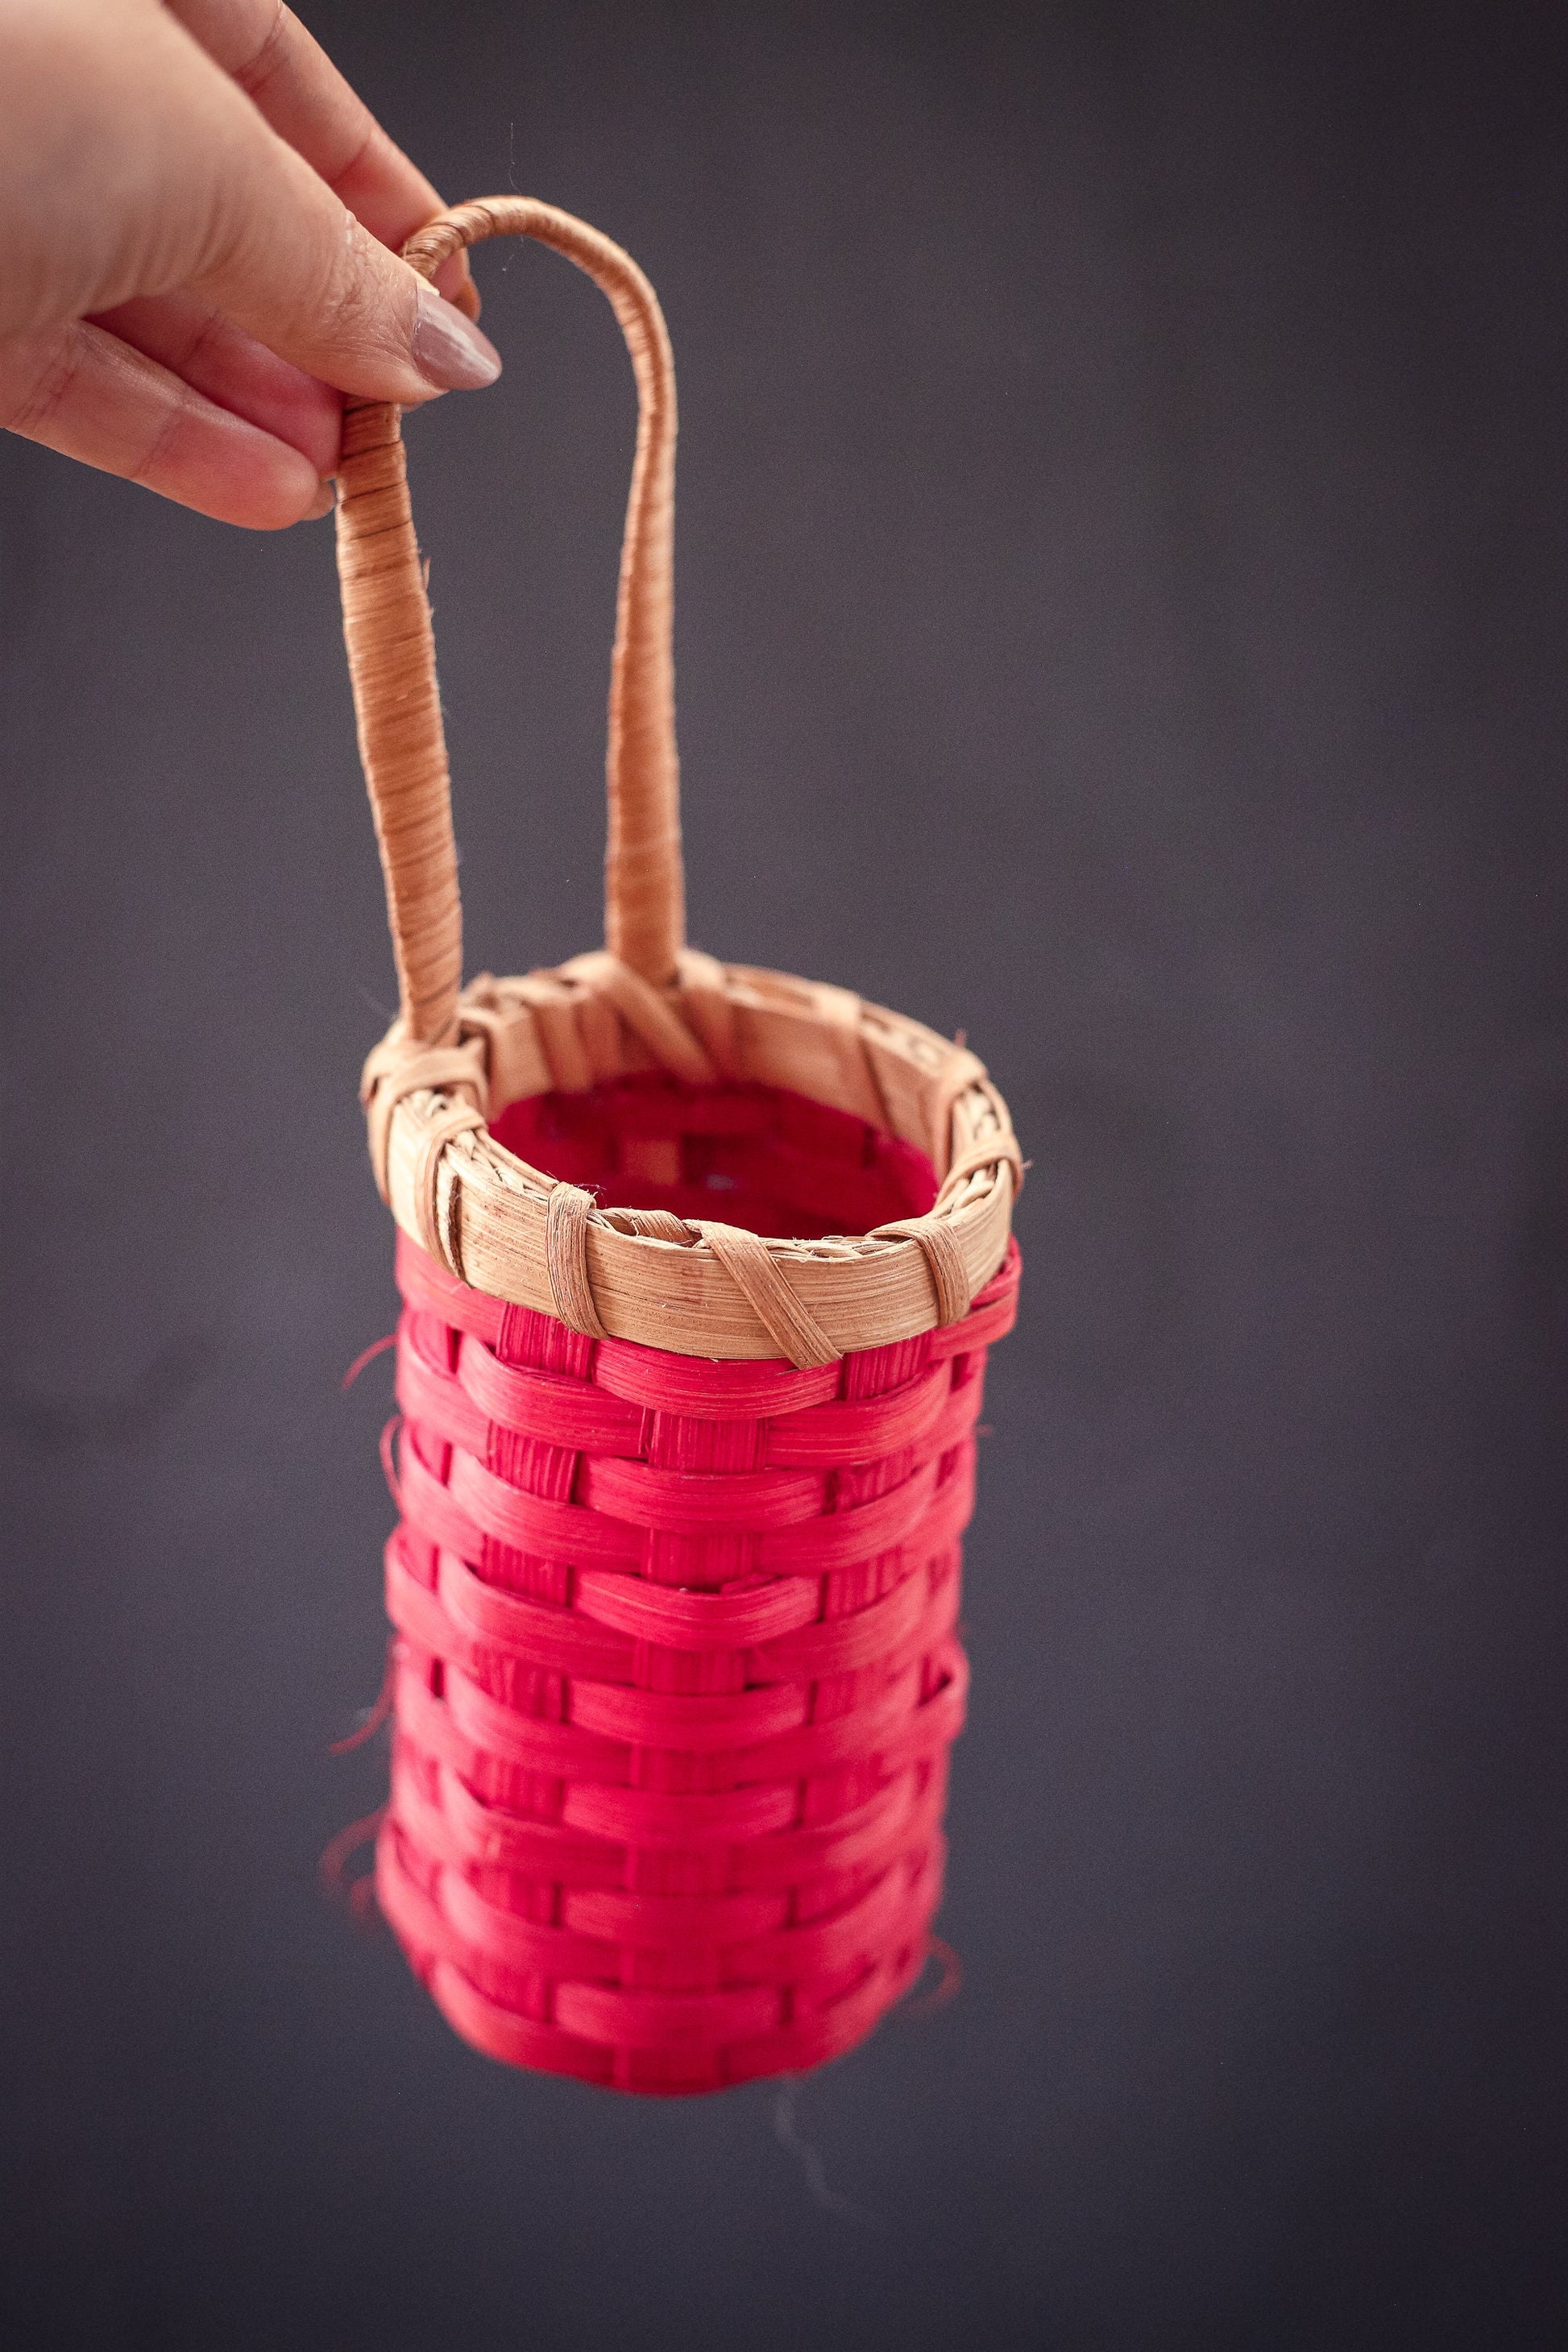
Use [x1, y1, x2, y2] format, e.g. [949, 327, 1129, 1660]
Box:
[2, 2, 1566, 2345]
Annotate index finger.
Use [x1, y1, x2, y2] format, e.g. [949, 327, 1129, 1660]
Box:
[164, 0, 480, 317]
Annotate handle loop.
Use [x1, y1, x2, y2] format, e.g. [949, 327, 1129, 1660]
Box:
[336, 197, 685, 1046]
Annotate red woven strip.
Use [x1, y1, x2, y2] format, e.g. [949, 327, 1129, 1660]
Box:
[398, 1306, 965, 1468]
[384, 1534, 962, 1690]
[392, 1227, 1021, 1400]
[391, 1618, 968, 1792]
[372, 1080, 1017, 2093]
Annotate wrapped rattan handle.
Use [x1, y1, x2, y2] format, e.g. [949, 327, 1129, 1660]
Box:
[337, 197, 684, 1045]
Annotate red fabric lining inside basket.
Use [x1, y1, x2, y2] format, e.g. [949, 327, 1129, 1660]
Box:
[490, 1074, 939, 1238]
[375, 1074, 1018, 2095]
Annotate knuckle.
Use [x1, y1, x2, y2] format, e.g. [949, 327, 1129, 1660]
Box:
[0, 330, 86, 438]
[317, 219, 417, 372]
[125, 392, 189, 492]
[230, 5, 292, 102]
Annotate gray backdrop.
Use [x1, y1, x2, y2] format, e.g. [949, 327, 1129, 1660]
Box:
[2, 3, 1565, 2346]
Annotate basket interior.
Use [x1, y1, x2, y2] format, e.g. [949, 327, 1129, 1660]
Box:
[490, 1074, 938, 1241]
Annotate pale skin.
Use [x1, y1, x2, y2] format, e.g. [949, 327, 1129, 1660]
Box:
[0, 0, 502, 529]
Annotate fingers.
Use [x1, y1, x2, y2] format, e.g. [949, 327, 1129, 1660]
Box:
[0, 2, 498, 404]
[164, 0, 479, 316]
[0, 318, 331, 529]
[89, 290, 342, 475]
[187, 142, 503, 402]
[172, 64, 502, 403]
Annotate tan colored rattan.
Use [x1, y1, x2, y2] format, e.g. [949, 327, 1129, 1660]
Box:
[338, 197, 1019, 1365]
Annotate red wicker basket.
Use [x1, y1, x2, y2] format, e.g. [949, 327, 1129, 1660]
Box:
[336, 198, 1022, 2096]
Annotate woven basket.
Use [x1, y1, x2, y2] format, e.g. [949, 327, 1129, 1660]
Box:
[337, 197, 1022, 2096]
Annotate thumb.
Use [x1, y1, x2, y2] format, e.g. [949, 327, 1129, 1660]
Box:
[187, 123, 500, 403]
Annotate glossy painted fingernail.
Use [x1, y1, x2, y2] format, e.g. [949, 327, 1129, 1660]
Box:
[302, 478, 335, 521]
[413, 284, 503, 391]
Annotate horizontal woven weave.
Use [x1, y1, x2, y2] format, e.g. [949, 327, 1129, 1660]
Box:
[375, 1081, 1019, 2093]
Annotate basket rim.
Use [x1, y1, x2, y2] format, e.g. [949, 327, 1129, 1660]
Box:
[363, 951, 1020, 1365]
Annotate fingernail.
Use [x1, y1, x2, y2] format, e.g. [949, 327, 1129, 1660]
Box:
[413, 284, 502, 391]
[303, 478, 335, 521]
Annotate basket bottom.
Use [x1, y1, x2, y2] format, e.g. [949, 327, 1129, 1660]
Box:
[376, 1817, 943, 2096]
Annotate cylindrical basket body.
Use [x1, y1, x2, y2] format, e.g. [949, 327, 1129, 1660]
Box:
[375, 1080, 1018, 2093]
[335, 199, 1021, 2093]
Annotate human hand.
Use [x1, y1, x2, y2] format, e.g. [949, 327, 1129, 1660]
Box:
[0, 0, 500, 529]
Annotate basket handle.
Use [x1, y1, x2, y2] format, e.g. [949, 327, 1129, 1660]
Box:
[336, 197, 685, 1046]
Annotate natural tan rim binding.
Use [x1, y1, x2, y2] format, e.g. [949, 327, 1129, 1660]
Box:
[339, 197, 1021, 1364]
